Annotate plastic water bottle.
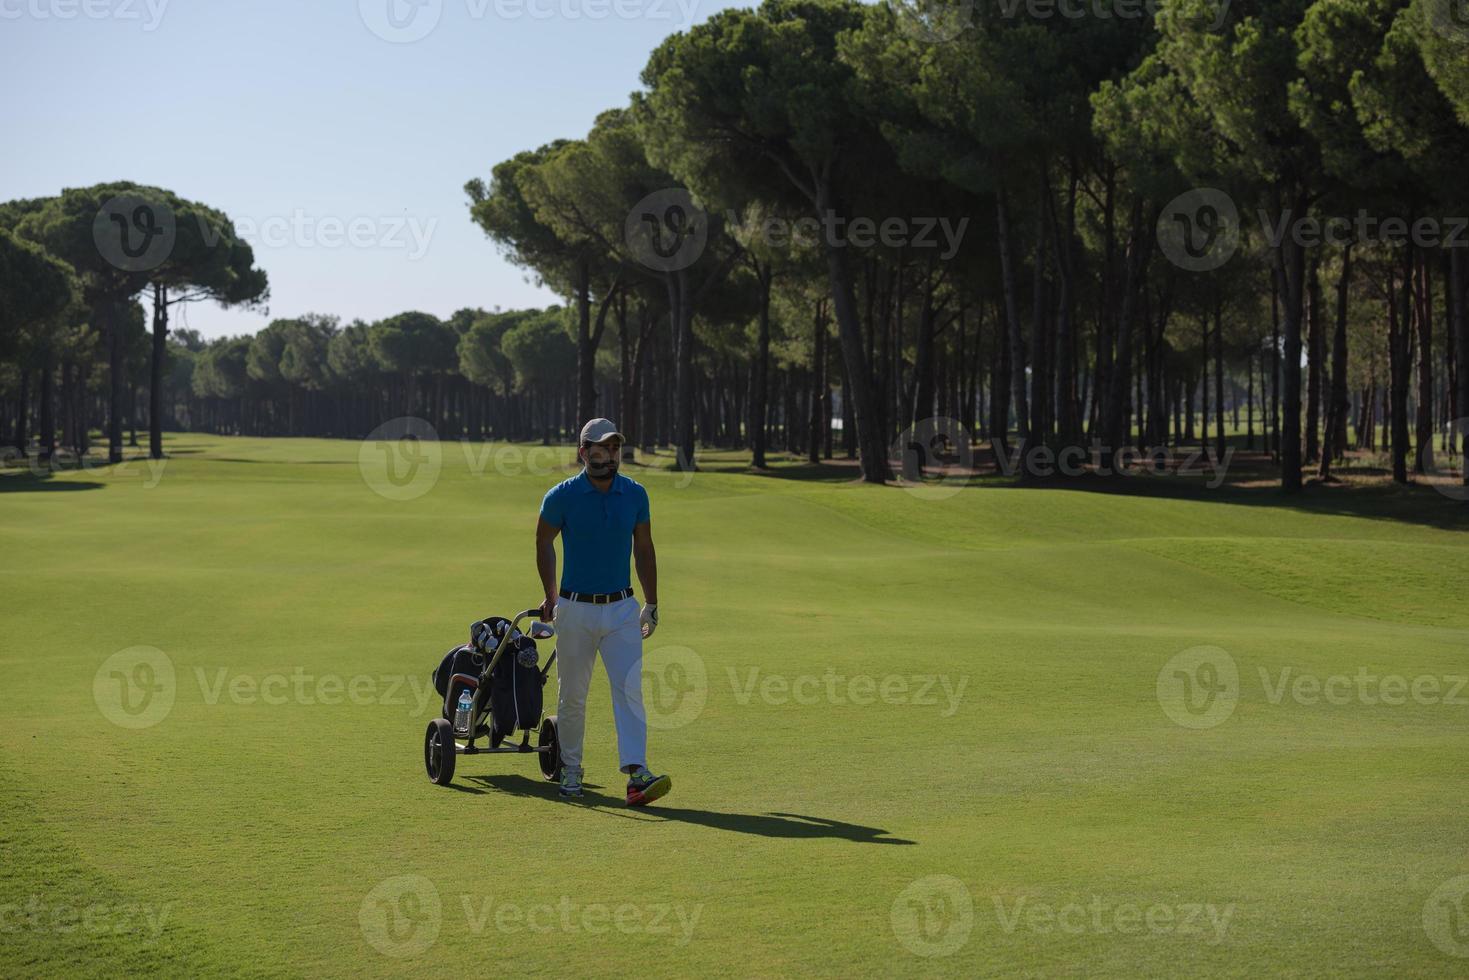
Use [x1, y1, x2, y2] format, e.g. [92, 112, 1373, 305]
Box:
[455, 688, 473, 733]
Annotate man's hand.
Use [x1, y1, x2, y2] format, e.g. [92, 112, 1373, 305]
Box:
[541, 594, 558, 623]
[639, 603, 658, 638]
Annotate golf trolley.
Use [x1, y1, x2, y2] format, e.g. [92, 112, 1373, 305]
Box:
[423, 605, 564, 787]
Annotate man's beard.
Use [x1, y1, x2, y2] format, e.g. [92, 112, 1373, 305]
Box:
[586, 458, 619, 479]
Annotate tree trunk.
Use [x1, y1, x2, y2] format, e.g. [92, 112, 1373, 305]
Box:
[1305, 254, 1323, 465]
[13, 367, 30, 454]
[1276, 192, 1308, 493]
[38, 347, 55, 462]
[809, 304, 825, 466]
[1416, 248, 1434, 474]
[1453, 247, 1469, 486]
[752, 264, 772, 469]
[150, 283, 168, 459]
[1215, 299, 1226, 464]
[995, 187, 1029, 446]
[106, 299, 124, 464]
[1319, 245, 1352, 480]
[1389, 247, 1412, 484]
[819, 183, 890, 483]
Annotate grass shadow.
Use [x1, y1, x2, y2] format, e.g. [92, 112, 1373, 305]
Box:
[469, 773, 915, 843]
[0, 470, 105, 493]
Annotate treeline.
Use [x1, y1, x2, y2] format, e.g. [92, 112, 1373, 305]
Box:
[3, 0, 1468, 491]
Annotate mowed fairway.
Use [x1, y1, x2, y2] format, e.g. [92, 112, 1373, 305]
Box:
[3, 434, 1468, 977]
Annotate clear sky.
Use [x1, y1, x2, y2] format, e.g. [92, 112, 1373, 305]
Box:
[1, 0, 743, 338]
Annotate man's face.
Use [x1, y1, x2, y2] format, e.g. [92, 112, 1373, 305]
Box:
[582, 438, 622, 478]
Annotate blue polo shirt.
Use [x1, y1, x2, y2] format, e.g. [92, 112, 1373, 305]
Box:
[538, 470, 650, 594]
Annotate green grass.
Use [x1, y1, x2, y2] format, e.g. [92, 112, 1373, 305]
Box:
[2, 434, 1468, 977]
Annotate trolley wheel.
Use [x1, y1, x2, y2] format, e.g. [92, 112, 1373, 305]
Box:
[537, 715, 563, 782]
[425, 718, 457, 786]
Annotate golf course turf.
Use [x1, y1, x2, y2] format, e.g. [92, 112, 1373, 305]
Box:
[3, 434, 1468, 977]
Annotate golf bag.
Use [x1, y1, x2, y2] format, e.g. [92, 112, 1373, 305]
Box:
[431, 618, 544, 740]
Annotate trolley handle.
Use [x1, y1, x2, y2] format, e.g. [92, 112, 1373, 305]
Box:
[483, 606, 543, 676]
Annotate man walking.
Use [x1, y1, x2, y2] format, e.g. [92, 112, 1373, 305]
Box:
[536, 418, 671, 805]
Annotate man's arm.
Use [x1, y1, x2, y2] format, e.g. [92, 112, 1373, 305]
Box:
[633, 520, 658, 608]
[536, 516, 561, 620]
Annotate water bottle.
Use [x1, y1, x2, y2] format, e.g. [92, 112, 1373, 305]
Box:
[455, 688, 473, 734]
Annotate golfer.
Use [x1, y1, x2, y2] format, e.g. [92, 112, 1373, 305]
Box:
[536, 418, 671, 805]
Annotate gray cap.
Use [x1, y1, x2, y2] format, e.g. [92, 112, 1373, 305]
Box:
[578, 418, 624, 445]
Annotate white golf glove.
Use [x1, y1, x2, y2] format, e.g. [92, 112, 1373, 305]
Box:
[639, 603, 659, 638]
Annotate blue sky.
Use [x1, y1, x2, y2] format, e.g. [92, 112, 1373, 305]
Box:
[1, 0, 741, 338]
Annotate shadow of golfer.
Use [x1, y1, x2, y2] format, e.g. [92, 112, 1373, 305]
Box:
[468, 774, 915, 844]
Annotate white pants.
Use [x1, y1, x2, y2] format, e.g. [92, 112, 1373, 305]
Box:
[552, 595, 646, 773]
